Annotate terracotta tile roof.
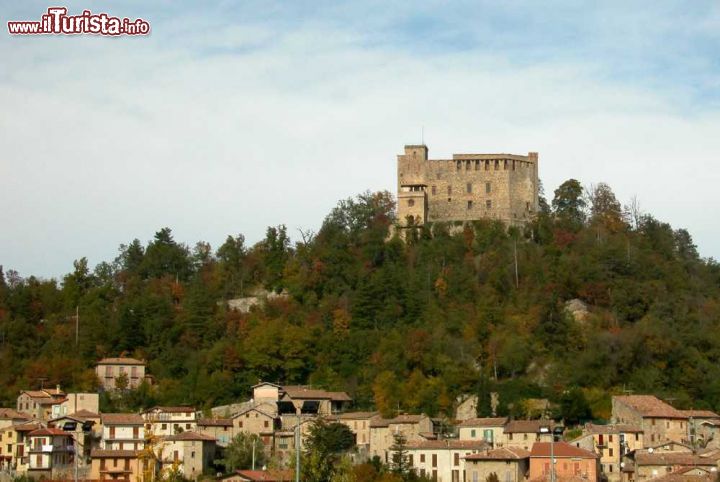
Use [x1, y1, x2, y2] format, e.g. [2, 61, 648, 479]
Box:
[614, 396, 688, 419]
[198, 418, 233, 427]
[69, 409, 100, 420]
[504, 420, 557, 434]
[0, 408, 29, 420]
[12, 423, 42, 432]
[530, 442, 598, 459]
[226, 469, 294, 482]
[636, 452, 719, 466]
[281, 386, 352, 402]
[164, 431, 216, 442]
[21, 390, 53, 399]
[335, 411, 379, 420]
[583, 423, 644, 434]
[96, 357, 145, 365]
[646, 467, 716, 482]
[101, 413, 144, 425]
[370, 414, 427, 427]
[91, 449, 139, 458]
[459, 417, 508, 428]
[465, 447, 531, 460]
[231, 406, 275, 420]
[406, 439, 489, 450]
[29, 427, 71, 437]
[681, 410, 720, 419]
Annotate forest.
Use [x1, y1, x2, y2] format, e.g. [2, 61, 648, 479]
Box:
[1, 179, 719, 422]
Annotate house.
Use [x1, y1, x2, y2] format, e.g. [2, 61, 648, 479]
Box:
[503, 420, 559, 451]
[26, 427, 75, 479]
[643, 467, 717, 482]
[529, 442, 600, 482]
[16, 387, 66, 420]
[197, 418, 234, 447]
[0, 408, 30, 430]
[464, 447, 530, 482]
[334, 411, 381, 459]
[96, 357, 149, 390]
[682, 411, 720, 449]
[369, 414, 434, 462]
[571, 423, 644, 482]
[220, 469, 294, 482]
[0, 422, 41, 473]
[458, 418, 508, 447]
[251, 382, 352, 418]
[89, 449, 142, 482]
[612, 396, 689, 445]
[406, 439, 489, 482]
[231, 406, 277, 444]
[101, 413, 145, 450]
[142, 406, 197, 437]
[49, 411, 100, 469]
[632, 450, 720, 481]
[159, 431, 217, 479]
[50, 393, 99, 420]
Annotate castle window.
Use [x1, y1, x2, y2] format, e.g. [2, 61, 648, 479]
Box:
[475, 160, 480, 171]
[408, 199, 415, 207]
[485, 160, 490, 171]
[494, 160, 499, 170]
[466, 160, 471, 170]
[504, 160, 508, 170]
[486, 200, 492, 209]
[467, 201, 473, 210]
[466, 183, 472, 193]
[432, 186, 437, 195]
[526, 202, 530, 211]
[485, 182, 491, 194]
[447, 185, 452, 195]
[448, 198, 452, 202]
[512, 160, 516, 170]
[456, 161, 462, 172]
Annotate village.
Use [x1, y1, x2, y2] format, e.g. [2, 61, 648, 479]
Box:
[0, 357, 718, 482]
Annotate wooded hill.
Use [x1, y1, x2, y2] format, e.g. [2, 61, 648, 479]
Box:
[1, 179, 718, 422]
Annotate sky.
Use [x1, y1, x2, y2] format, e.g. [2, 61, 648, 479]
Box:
[1, 0, 720, 279]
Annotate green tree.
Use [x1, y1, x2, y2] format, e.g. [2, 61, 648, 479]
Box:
[389, 432, 410, 476]
[552, 179, 586, 230]
[221, 432, 266, 472]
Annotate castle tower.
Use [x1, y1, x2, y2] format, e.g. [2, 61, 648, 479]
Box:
[396, 144, 539, 228]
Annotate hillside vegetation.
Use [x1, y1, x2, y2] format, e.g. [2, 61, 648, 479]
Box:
[1, 180, 719, 420]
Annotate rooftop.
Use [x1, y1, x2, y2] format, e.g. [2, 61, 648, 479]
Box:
[406, 439, 489, 450]
[459, 417, 508, 428]
[164, 431, 216, 442]
[96, 357, 145, 366]
[101, 413, 144, 425]
[614, 396, 688, 419]
[198, 418, 233, 427]
[530, 442, 598, 459]
[465, 447, 531, 461]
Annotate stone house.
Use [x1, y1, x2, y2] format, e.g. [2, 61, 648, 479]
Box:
[571, 423, 644, 482]
[0, 408, 29, 430]
[681, 410, 720, 448]
[26, 427, 75, 479]
[95, 357, 149, 390]
[142, 406, 197, 437]
[369, 414, 434, 462]
[250, 382, 352, 417]
[463, 447, 530, 482]
[159, 431, 217, 479]
[220, 469, 294, 482]
[89, 449, 142, 482]
[528, 441, 599, 482]
[48, 411, 99, 470]
[17, 387, 66, 420]
[197, 418, 234, 447]
[406, 439, 489, 482]
[231, 407, 277, 448]
[101, 413, 145, 450]
[503, 420, 558, 451]
[458, 417, 508, 448]
[631, 449, 719, 481]
[612, 396, 688, 445]
[50, 393, 99, 419]
[334, 411, 381, 458]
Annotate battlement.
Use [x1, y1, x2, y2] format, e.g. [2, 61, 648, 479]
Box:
[397, 144, 539, 228]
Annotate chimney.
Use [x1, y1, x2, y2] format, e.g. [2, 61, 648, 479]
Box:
[56, 384, 61, 393]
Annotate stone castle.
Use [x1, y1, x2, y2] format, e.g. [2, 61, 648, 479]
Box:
[397, 144, 539, 227]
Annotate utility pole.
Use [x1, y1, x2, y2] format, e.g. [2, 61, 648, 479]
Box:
[295, 413, 301, 482]
[75, 305, 79, 346]
[252, 437, 256, 470]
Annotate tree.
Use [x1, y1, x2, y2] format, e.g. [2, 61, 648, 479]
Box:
[389, 432, 410, 476]
[588, 183, 624, 231]
[221, 433, 266, 472]
[558, 387, 592, 426]
[552, 179, 586, 230]
[476, 374, 493, 417]
[486, 473, 499, 482]
[305, 419, 356, 457]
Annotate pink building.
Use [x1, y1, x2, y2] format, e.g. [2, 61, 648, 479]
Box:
[529, 442, 599, 482]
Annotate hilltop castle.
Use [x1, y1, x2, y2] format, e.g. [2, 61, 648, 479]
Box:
[397, 144, 539, 227]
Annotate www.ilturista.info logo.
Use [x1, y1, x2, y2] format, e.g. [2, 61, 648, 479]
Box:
[7, 7, 150, 36]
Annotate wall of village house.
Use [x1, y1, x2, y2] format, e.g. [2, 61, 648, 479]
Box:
[253, 385, 280, 403]
[144, 412, 196, 437]
[529, 456, 598, 482]
[102, 424, 144, 450]
[234, 411, 275, 435]
[96, 363, 146, 390]
[463, 459, 528, 482]
[163, 440, 213, 478]
[369, 420, 433, 461]
[503, 432, 552, 451]
[90, 456, 140, 482]
[198, 425, 233, 446]
[339, 418, 373, 446]
[55, 393, 99, 417]
[458, 426, 504, 447]
[408, 448, 483, 482]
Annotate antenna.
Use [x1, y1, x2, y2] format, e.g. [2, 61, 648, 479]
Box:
[421, 126, 425, 145]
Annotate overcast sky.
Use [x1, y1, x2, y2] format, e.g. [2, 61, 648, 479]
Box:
[2, 1, 720, 279]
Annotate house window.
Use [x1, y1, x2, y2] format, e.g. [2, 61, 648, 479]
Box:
[408, 199, 415, 207]
[485, 182, 491, 194]
[635, 434, 639, 441]
[523, 434, 528, 440]
[239, 421, 243, 428]
[486, 200, 492, 209]
[471, 430, 476, 438]
[186, 424, 191, 429]
[508, 434, 513, 441]
[191, 451, 195, 459]
[161, 424, 167, 430]
[105, 366, 112, 376]
[467, 201, 473, 210]
[466, 183, 472, 193]
[432, 186, 437, 195]
[472, 472, 479, 482]
[420, 454, 426, 463]
[609, 435, 613, 443]
[609, 448, 614, 456]
[432, 454, 437, 467]
[409, 455, 414, 466]
[454, 453, 459, 466]
[264, 421, 269, 428]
